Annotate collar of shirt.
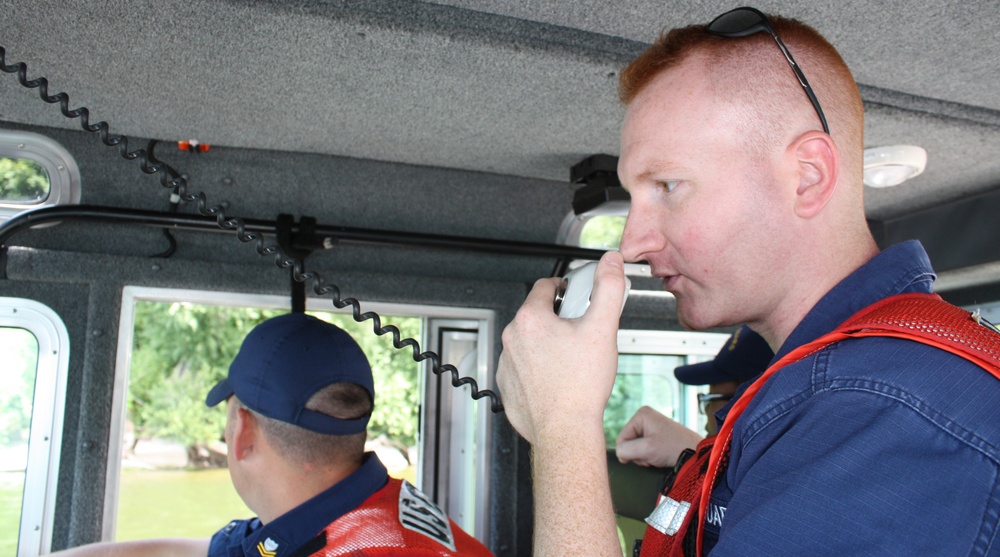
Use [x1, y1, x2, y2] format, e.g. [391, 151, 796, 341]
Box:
[714, 239, 936, 426]
[240, 451, 389, 557]
[775, 239, 936, 361]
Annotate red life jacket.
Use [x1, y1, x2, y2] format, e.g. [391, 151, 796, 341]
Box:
[637, 293, 1000, 557]
[312, 477, 494, 556]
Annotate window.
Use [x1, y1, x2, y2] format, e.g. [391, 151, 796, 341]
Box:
[108, 287, 494, 542]
[0, 157, 49, 204]
[557, 208, 628, 251]
[578, 216, 626, 250]
[605, 352, 688, 446]
[0, 130, 81, 224]
[555, 208, 652, 280]
[607, 330, 729, 445]
[608, 329, 727, 550]
[0, 298, 70, 557]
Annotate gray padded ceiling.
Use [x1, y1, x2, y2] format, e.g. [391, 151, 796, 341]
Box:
[2, 0, 999, 222]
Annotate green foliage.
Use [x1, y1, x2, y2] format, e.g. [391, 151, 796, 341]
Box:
[0, 157, 49, 203]
[313, 313, 421, 447]
[579, 216, 627, 249]
[128, 303, 422, 458]
[129, 303, 279, 448]
[602, 355, 682, 447]
[0, 328, 38, 446]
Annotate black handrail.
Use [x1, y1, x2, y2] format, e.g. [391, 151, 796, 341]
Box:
[0, 204, 608, 261]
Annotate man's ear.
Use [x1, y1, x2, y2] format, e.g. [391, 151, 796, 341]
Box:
[790, 130, 839, 218]
[231, 406, 257, 461]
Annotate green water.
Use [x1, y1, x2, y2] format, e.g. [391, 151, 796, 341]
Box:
[0, 468, 250, 553]
[1, 472, 23, 556]
[3, 466, 417, 551]
[115, 468, 253, 540]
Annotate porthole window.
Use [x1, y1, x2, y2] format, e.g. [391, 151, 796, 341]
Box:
[577, 215, 626, 250]
[0, 157, 50, 204]
[0, 130, 81, 224]
[556, 205, 629, 251]
[556, 206, 652, 280]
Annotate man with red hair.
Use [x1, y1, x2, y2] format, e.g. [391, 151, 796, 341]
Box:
[498, 7, 1000, 556]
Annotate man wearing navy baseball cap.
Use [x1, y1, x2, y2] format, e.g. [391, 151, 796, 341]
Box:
[674, 324, 773, 435]
[616, 325, 773, 468]
[204, 311, 377, 436]
[673, 324, 773, 387]
[51, 313, 493, 557]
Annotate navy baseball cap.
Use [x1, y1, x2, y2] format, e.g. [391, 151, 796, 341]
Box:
[674, 325, 773, 385]
[206, 313, 374, 435]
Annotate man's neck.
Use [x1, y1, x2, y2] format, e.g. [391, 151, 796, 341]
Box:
[754, 230, 880, 352]
[255, 459, 362, 525]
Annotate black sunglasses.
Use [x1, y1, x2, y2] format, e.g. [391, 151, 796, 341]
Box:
[707, 6, 830, 135]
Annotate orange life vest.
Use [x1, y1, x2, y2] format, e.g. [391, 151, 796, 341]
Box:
[637, 293, 1000, 557]
[313, 477, 494, 556]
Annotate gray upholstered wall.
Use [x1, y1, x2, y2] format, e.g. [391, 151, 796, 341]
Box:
[0, 122, 680, 554]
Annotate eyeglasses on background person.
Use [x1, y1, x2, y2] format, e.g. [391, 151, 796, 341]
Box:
[698, 392, 735, 415]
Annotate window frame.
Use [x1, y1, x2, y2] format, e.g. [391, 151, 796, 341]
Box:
[0, 297, 70, 557]
[0, 130, 82, 224]
[616, 329, 730, 433]
[108, 286, 495, 542]
[556, 205, 629, 250]
[556, 207, 654, 281]
[420, 319, 494, 540]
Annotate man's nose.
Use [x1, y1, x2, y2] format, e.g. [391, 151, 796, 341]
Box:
[618, 207, 662, 263]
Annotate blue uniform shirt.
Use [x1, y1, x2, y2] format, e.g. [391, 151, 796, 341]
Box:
[705, 241, 1000, 556]
[208, 452, 389, 557]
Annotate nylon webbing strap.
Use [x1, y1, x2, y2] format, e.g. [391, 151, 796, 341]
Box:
[695, 293, 1000, 555]
[834, 293, 1000, 374]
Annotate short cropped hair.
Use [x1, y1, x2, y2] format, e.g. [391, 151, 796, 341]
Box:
[619, 15, 864, 173]
[252, 382, 373, 468]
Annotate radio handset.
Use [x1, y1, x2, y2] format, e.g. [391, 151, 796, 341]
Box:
[553, 261, 631, 319]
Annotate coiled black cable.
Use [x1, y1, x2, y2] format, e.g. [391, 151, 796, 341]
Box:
[147, 140, 179, 259]
[0, 46, 503, 413]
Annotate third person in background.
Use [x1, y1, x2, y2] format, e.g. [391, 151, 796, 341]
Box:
[616, 324, 773, 471]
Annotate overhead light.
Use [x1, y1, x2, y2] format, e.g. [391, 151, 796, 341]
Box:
[863, 145, 927, 188]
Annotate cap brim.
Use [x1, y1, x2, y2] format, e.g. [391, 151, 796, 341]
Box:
[205, 378, 234, 407]
[674, 360, 732, 386]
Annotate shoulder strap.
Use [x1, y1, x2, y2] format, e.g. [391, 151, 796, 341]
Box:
[830, 292, 1000, 376]
[695, 292, 1000, 555]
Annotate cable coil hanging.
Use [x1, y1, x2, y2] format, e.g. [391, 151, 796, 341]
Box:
[0, 46, 503, 413]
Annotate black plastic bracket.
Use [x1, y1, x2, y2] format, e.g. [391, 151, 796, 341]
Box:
[276, 214, 320, 259]
[276, 214, 320, 313]
[569, 154, 630, 216]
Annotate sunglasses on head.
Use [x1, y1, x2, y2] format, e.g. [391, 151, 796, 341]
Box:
[707, 6, 830, 135]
